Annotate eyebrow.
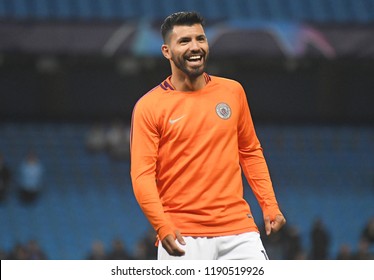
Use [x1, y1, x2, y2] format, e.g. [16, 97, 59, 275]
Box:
[178, 36, 191, 42]
[177, 34, 206, 42]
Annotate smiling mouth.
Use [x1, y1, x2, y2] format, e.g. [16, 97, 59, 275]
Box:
[186, 55, 203, 62]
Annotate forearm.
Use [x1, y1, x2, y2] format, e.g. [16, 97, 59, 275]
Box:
[132, 174, 174, 241]
[240, 148, 282, 220]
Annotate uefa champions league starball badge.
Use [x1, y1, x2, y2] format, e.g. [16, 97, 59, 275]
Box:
[215, 103, 231, 120]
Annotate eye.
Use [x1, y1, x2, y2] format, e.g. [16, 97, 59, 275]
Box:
[197, 36, 206, 42]
[179, 39, 190, 45]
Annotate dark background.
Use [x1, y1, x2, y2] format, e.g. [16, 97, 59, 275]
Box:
[1, 55, 373, 124]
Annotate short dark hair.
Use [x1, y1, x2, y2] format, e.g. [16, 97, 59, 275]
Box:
[161, 11, 205, 43]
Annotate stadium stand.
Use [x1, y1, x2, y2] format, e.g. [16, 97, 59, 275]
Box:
[0, 0, 374, 23]
[0, 0, 373, 261]
[0, 122, 148, 259]
[0, 122, 372, 259]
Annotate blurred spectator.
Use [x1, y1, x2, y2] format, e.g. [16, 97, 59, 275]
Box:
[18, 150, 44, 204]
[106, 238, 133, 260]
[0, 152, 12, 202]
[254, 223, 306, 260]
[86, 240, 106, 260]
[105, 120, 130, 160]
[26, 239, 48, 260]
[336, 243, 353, 260]
[260, 223, 287, 260]
[360, 216, 374, 245]
[283, 225, 305, 260]
[7, 243, 28, 260]
[0, 247, 7, 260]
[309, 218, 330, 259]
[134, 241, 148, 260]
[352, 238, 374, 260]
[85, 123, 107, 153]
[134, 228, 157, 260]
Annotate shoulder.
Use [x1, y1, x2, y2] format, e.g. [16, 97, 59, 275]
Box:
[208, 75, 249, 106]
[133, 84, 167, 112]
[209, 75, 245, 92]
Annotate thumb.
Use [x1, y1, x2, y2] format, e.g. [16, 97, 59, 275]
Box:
[175, 230, 186, 245]
[264, 216, 271, 236]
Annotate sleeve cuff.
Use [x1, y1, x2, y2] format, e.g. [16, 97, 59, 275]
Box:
[263, 205, 283, 221]
[157, 224, 175, 242]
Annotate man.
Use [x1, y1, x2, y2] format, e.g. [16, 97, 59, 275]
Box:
[130, 11, 286, 260]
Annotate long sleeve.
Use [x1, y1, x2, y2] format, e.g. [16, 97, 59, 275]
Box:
[237, 87, 282, 221]
[130, 99, 175, 241]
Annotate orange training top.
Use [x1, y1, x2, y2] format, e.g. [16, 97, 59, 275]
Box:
[130, 73, 281, 242]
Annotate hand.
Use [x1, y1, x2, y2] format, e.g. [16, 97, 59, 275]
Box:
[264, 214, 286, 236]
[161, 230, 186, 256]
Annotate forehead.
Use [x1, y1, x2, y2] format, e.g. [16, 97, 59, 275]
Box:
[169, 24, 205, 40]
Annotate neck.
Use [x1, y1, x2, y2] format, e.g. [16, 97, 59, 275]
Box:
[169, 70, 206, 91]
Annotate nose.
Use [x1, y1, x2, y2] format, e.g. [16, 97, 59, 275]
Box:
[190, 39, 200, 51]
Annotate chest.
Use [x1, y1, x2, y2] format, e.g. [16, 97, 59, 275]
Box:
[158, 90, 240, 142]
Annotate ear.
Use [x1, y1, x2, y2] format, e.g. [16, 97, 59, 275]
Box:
[161, 44, 171, 59]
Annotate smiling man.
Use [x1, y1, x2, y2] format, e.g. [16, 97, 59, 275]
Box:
[130, 11, 286, 260]
[161, 16, 208, 81]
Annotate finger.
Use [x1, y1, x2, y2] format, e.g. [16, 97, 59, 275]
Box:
[168, 241, 185, 256]
[172, 246, 185, 256]
[175, 230, 186, 245]
[271, 215, 286, 232]
[162, 235, 185, 256]
[170, 233, 186, 256]
[264, 215, 271, 236]
[161, 235, 175, 253]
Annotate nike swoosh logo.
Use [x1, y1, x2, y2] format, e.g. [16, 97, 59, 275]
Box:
[169, 115, 185, 124]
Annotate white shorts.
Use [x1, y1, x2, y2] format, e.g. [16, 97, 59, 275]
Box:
[157, 232, 269, 260]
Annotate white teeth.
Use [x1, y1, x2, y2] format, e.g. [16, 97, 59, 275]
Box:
[189, 55, 201, 60]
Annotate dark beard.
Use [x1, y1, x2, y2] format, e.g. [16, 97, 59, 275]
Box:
[171, 51, 208, 79]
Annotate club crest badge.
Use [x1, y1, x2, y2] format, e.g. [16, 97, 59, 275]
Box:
[215, 103, 231, 120]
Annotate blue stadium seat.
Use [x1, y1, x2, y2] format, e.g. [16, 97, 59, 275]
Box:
[266, 0, 290, 21]
[74, 0, 93, 20]
[247, 0, 268, 20]
[0, 123, 372, 259]
[11, 0, 29, 19]
[32, 0, 50, 19]
[49, 0, 73, 20]
[1, 0, 374, 22]
[0, 0, 6, 18]
[286, 0, 309, 22]
[351, 0, 372, 22]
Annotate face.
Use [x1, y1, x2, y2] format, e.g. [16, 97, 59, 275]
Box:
[162, 24, 209, 79]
